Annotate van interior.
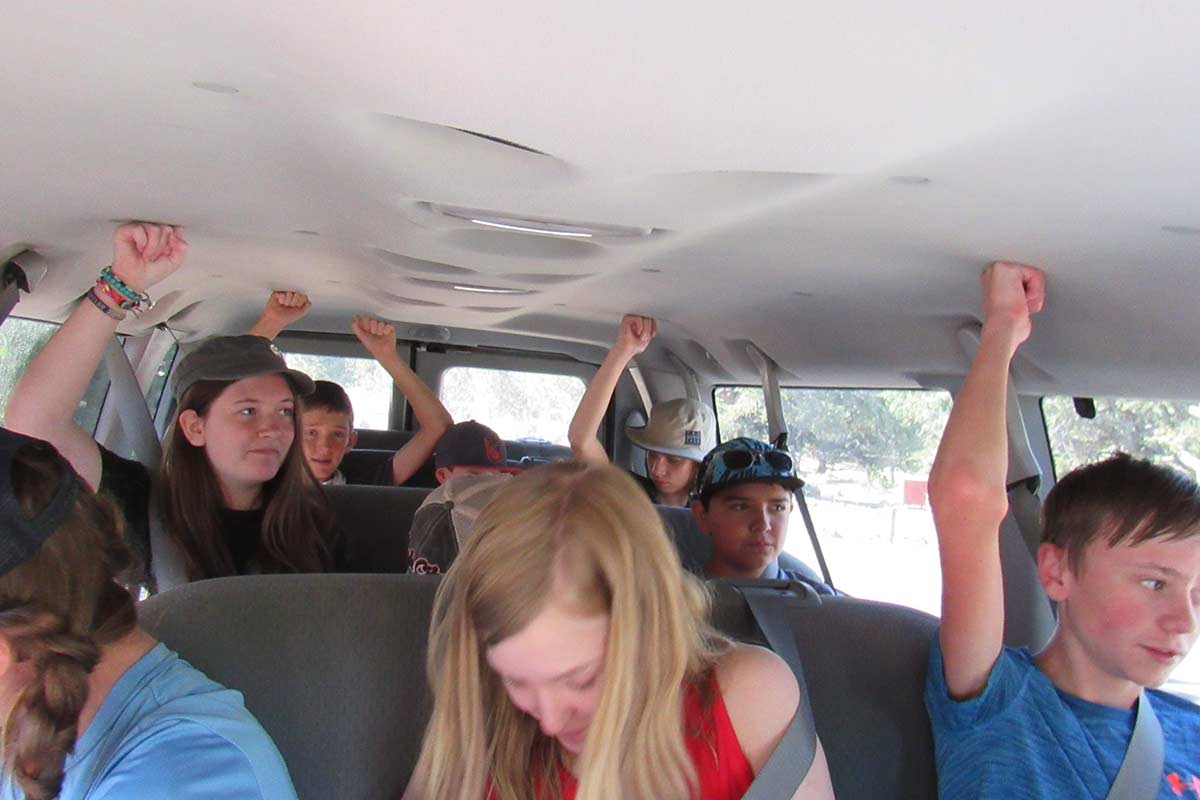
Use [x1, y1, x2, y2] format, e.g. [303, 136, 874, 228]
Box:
[3, 4, 1200, 798]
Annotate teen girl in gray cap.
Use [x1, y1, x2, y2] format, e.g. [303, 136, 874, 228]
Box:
[568, 314, 716, 507]
[6, 223, 341, 590]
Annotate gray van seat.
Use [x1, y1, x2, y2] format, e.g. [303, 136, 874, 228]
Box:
[710, 582, 939, 799]
[325, 484, 430, 572]
[140, 574, 938, 800]
[326, 486, 724, 578]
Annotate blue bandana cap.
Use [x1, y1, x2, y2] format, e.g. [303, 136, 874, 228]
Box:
[694, 437, 803, 502]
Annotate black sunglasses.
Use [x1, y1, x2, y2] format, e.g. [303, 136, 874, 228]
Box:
[715, 447, 794, 473]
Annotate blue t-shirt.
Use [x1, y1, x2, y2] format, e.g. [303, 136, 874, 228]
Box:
[1, 643, 297, 800]
[925, 637, 1200, 799]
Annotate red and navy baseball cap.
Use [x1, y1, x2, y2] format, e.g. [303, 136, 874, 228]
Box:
[434, 421, 520, 472]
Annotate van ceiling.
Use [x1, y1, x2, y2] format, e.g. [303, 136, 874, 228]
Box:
[2, 2, 1200, 396]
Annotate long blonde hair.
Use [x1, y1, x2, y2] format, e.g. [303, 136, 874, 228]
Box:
[408, 461, 729, 800]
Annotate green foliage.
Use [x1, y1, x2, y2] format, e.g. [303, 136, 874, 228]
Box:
[1043, 396, 1200, 479]
[715, 386, 951, 487]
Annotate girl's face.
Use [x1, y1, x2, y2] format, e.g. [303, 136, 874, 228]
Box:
[180, 374, 296, 504]
[486, 602, 609, 755]
[645, 451, 699, 498]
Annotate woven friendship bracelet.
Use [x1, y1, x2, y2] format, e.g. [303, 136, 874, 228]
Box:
[95, 279, 134, 310]
[84, 287, 128, 320]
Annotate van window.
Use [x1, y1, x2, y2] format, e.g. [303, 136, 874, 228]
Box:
[281, 352, 394, 429]
[143, 342, 178, 419]
[715, 386, 952, 616]
[1043, 395, 1200, 703]
[439, 367, 586, 446]
[0, 317, 111, 433]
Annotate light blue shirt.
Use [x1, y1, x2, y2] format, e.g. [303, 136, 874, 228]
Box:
[925, 636, 1200, 799]
[2, 643, 297, 800]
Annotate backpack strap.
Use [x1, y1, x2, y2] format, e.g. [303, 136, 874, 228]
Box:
[739, 580, 821, 799]
[1105, 691, 1165, 800]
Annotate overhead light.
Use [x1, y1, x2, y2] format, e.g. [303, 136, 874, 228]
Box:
[468, 218, 594, 238]
[450, 283, 535, 295]
[1162, 225, 1200, 236]
[192, 81, 240, 95]
[433, 204, 653, 239]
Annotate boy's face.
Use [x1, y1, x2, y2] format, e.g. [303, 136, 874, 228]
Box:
[691, 481, 792, 579]
[300, 407, 356, 482]
[1040, 534, 1200, 692]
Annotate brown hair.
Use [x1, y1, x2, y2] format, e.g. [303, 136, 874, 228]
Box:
[1043, 451, 1200, 570]
[299, 380, 355, 427]
[159, 378, 335, 580]
[0, 443, 137, 800]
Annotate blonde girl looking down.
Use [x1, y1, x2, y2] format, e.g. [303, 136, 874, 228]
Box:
[404, 461, 834, 800]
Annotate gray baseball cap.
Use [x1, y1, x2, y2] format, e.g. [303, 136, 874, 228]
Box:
[171, 335, 315, 402]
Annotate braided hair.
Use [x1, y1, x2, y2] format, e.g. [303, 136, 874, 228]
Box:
[0, 443, 137, 799]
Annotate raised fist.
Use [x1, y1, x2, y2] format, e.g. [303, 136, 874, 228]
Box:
[980, 262, 1046, 346]
[110, 222, 188, 293]
[351, 316, 398, 361]
[261, 291, 312, 327]
[614, 314, 657, 358]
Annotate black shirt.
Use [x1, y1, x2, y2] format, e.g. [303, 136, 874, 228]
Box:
[97, 445, 346, 578]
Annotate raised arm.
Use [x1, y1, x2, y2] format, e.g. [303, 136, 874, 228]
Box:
[5, 223, 187, 489]
[567, 314, 655, 465]
[351, 316, 453, 485]
[928, 261, 1045, 699]
[246, 291, 311, 340]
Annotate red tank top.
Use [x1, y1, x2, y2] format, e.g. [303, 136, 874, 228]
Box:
[489, 671, 754, 799]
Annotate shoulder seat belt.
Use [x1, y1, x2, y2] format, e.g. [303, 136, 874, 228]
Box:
[738, 580, 822, 799]
[1106, 691, 1164, 800]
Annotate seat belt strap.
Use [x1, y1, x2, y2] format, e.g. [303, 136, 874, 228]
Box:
[740, 583, 820, 799]
[1105, 691, 1165, 800]
[792, 487, 834, 591]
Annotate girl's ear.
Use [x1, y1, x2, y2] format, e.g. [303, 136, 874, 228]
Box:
[0, 635, 15, 679]
[178, 409, 207, 447]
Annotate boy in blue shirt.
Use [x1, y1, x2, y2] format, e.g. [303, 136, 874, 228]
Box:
[925, 262, 1200, 799]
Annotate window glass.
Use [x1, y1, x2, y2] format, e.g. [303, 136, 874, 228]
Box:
[439, 367, 586, 446]
[0, 317, 110, 433]
[280, 352, 394, 430]
[715, 386, 952, 617]
[143, 342, 178, 419]
[1043, 395, 1200, 703]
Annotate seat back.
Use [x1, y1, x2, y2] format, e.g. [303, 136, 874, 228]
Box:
[142, 573, 937, 800]
[710, 583, 939, 799]
[325, 484, 431, 572]
[139, 574, 440, 800]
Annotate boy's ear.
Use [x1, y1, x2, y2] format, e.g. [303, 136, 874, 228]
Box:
[690, 499, 710, 533]
[1037, 542, 1072, 602]
[434, 467, 452, 484]
[348, 430, 358, 450]
[178, 409, 206, 447]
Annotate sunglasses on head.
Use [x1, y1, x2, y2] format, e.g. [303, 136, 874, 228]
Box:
[715, 446, 794, 474]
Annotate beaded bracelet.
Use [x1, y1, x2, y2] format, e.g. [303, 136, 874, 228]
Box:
[84, 287, 128, 320]
[99, 267, 151, 306]
[97, 267, 153, 314]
